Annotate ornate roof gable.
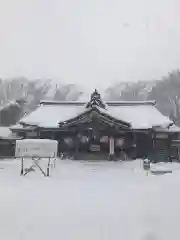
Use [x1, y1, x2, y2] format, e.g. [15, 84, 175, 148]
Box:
[86, 89, 107, 109]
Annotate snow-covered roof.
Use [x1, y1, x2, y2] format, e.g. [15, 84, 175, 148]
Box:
[106, 104, 171, 129]
[168, 125, 180, 132]
[19, 138, 57, 142]
[10, 124, 37, 131]
[40, 100, 86, 106]
[16, 100, 173, 130]
[154, 124, 180, 133]
[10, 124, 24, 130]
[19, 104, 87, 128]
[0, 126, 12, 138]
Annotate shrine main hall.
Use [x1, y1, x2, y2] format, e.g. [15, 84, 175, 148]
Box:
[11, 90, 180, 162]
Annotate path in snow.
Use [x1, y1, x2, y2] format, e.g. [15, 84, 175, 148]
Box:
[0, 159, 180, 239]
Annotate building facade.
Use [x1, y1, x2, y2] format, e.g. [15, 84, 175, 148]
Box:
[11, 90, 180, 162]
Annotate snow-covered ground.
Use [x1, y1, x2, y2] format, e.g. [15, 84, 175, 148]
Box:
[0, 159, 180, 239]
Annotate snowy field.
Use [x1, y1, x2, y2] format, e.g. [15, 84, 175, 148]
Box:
[0, 159, 180, 239]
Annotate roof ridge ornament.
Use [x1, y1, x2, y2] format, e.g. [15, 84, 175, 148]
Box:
[86, 89, 107, 109]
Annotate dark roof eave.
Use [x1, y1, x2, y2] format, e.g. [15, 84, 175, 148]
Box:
[59, 107, 131, 129]
[10, 125, 39, 132]
[106, 100, 156, 106]
[19, 121, 39, 128]
[40, 100, 86, 106]
[40, 100, 156, 107]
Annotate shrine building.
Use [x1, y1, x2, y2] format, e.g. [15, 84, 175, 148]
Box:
[11, 90, 180, 162]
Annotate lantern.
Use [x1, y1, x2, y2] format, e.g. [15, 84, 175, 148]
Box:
[116, 138, 124, 148]
[64, 137, 73, 147]
[80, 135, 89, 144]
[100, 136, 108, 143]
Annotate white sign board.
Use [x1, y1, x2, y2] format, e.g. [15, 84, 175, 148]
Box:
[90, 144, 100, 152]
[155, 133, 168, 139]
[15, 139, 58, 158]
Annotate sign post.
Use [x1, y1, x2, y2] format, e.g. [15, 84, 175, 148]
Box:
[15, 139, 58, 177]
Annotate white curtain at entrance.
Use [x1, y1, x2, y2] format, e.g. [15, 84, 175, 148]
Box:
[64, 137, 74, 147]
[100, 136, 108, 143]
[109, 137, 114, 155]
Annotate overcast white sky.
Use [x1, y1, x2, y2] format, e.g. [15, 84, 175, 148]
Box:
[0, 0, 179, 91]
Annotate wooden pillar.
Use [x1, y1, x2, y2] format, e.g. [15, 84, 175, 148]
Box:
[147, 131, 153, 161]
[178, 146, 180, 162]
[152, 131, 156, 163]
[168, 134, 172, 162]
[37, 129, 40, 138]
[132, 131, 137, 159]
[109, 136, 114, 161]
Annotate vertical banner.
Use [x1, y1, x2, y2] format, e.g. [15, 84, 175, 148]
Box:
[109, 137, 114, 155]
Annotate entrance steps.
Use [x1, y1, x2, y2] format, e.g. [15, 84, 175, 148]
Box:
[77, 152, 109, 161]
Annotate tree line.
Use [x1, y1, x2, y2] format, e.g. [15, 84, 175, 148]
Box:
[0, 77, 83, 125]
[0, 70, 180, 126]
[105, 69, 180, 125]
